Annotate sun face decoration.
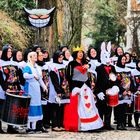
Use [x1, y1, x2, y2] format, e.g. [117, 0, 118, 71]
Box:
[24, 7, 55, 28]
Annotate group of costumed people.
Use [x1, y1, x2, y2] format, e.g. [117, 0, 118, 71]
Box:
[0, 42, 139, 134]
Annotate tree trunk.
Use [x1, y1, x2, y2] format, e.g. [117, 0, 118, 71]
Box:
[37, 0, 58, 56]
[37, 0, 84, 55]
[132, 29, 140, 58]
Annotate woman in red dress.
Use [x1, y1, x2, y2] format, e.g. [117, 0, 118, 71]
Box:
[63, 46, 103, 132]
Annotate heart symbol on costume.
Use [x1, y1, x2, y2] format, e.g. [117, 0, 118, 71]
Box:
[75, 66, 87, 75]
[84, 95, 88, 100]
[85, 103, 91, 108]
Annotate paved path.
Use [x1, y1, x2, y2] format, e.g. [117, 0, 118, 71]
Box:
[0, 126, 140, 140]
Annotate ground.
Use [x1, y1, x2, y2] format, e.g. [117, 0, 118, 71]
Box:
[0, 124, 140, 140]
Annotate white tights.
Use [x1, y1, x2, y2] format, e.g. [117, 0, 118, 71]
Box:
[27, 121, 37, 130]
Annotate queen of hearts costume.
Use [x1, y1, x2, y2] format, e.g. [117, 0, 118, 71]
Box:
[63, 46, 103, 132]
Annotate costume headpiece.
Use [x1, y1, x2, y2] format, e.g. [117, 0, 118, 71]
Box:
[72, 45, 83, 52]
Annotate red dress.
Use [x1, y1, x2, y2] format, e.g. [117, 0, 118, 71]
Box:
[63, 93, 78, 132]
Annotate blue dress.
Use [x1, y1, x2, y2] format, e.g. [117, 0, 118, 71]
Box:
[23, 64, 43, 122]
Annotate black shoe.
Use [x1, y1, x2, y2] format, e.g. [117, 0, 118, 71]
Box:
[104, 126, 114, 130]
[44, 124, 50, 129]
[117, 125, 124, 130]
[26, 129, 35, 134]
[136, 126, 140, 131]
[7, 128, 19, 134]
[122, 124, 127, 130]
[37, 127, 48, 133]
[0, 129, 5, 134]
[113, 121, 117, 124]
[128, 123, 134, 127]
[117, 125, 127, 130]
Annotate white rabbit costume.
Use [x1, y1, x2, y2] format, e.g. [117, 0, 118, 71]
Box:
[95, 42, 119, 130]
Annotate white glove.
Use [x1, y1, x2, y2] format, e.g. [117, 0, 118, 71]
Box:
[43, 87, 48, 93]
[55, 96, 61, 106]
[125, 100, 132, 105]
[97, 92, 105, 100]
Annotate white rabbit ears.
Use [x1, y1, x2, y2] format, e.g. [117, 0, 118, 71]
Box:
[101, 41, 111, 53]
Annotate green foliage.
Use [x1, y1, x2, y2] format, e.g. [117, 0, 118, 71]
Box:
[0, 10, 29, 49]
[87, 0, 126, 49]
[0, 0, 35, 24]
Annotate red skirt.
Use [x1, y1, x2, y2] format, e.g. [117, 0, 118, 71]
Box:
[63, 93, 78, 132]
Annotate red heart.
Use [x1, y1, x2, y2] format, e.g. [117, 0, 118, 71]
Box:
[84, 95, 88, 100]
[85, 103, 91, 108]
[75, 66, 87, 74]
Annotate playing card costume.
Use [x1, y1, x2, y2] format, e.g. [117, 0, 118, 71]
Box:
[131, 60, 140, 130]
[48, 50, 70, 131]
[0, 44, 24, 133]
[115, 55, 132, 130]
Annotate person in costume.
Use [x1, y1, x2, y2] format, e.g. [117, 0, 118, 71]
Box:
[36, 51, 49, 132]
[12, 49, 23, 62]
[124, 52, 136, 127]
[125, 52, 136, 69]
[49, 50, 69, 131]
[0, 70, 6, 133]
[131, 60, 140, 131]
[32, 44, 42, 53]
[94, 42, 118, 130]
[115, 55, 132, 130]
[63, 49, 73, 66]
[59, 45, 69, 52]
[23, 51, 47, 133]
[111, 46, 124, 65]
[87, 47, 101, 71]
[42, 49, 50, 62]
[41, 54, 52, 129]
[0, 44, 25, 133]
[63, 46, 103, 132]
[115, 46, 124, 57]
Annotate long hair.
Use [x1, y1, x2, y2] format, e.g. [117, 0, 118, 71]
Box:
[117, 55, 126, 68]
[1, 44, 12, 61]
[72, 51, 87, 64]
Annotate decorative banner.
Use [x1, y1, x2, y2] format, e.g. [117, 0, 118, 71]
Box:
[24, 7, 55, 28]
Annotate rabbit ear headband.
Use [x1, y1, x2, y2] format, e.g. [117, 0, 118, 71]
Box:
[101, 41, 111, 53]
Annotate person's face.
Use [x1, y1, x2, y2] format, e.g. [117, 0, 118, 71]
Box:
[38, 52, 44, 61]
[16, 51, 23, 61]
[31, 53, 37, 62]
[117, 47, 123, 56]
[90, 48, 97, 58]
[125, 54, 130, 62]
[121, 56, 126, 66]
[58, 55, 63, 63]
[7, 48, 12, 59]
[138, 62, 140, 68]
[43, 52, 49, 58]
[77, 51, 83, 60]
[36, 47, 41, 53]
[65, 50, 71, 60]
